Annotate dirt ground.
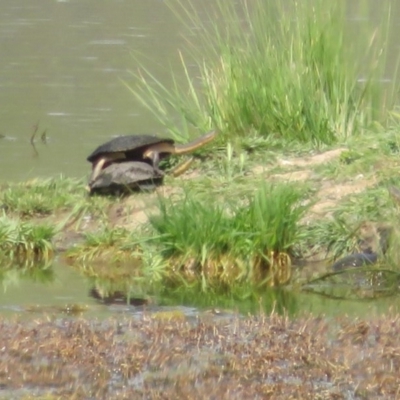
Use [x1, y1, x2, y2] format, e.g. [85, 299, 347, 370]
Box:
[104, 148, 375, 231]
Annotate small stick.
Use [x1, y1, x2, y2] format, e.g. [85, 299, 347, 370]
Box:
[30, 122, 39, 157]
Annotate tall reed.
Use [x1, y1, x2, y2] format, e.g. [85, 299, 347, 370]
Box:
[130, 0, 397, 146]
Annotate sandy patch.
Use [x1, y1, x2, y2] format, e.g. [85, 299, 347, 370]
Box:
[272, 169, 314, 182]
[277, 148, 347, 168]
[311, 177, 376, 216]
[107, 185, 183, 229]
[107, 196, 155, 230]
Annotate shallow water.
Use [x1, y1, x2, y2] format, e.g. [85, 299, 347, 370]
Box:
[1, 259, 400, 319]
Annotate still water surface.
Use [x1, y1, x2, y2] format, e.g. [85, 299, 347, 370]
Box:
[1, 260, 400, 319]
[0, 0, 193, 181]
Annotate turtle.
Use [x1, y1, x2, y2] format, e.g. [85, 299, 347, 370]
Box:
[87, 130, 217, 185]
[330, 221, 391, 272]
[331, 252, 378, 272]
[89, 161, 164, 195]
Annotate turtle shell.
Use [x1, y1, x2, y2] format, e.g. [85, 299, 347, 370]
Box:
[89, 161, 164, 195]
[87, 135, 175, 163]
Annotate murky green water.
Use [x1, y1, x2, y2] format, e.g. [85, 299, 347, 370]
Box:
[1, 258, 400, 319]
[0, 0, 197, 181]
[1, 0, 400, 182]
[1, 0, 400, 318]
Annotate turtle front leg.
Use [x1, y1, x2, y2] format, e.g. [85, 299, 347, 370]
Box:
[151, 152, 164, 176]
[88, 157, 107, 186]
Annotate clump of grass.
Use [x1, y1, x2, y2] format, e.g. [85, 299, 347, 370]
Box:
[0, 215, 55, 262]
[148, 182, 309, 288]
[130, 0, 397, 147]
[66, 227, 141, 263]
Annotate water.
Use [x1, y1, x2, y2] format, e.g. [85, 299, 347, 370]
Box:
[1, 258, 400, 319]
[0, 0, 192, 181]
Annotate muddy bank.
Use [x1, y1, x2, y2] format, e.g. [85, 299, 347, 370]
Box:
[1, 312, 400, 399]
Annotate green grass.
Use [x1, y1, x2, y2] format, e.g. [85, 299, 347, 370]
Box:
[0, 215, 55, 261]
[0, 176, 113, 233]
[312, 128, 400, 181]
[66, 227, 136, 263]
[0, 177, 116, 263]
[147, 182, 309, 288]
[128, 0, 397, 148]
[1, 177, 88, 217]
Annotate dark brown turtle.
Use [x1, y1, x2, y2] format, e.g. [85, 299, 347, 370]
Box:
[87, 130, 217, 185]
[89, 161, 163, 195]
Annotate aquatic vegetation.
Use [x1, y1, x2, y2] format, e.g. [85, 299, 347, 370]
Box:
[131, 0, 398, 147]
[148, 182, 309, 288]
[0, 215, 54, 261]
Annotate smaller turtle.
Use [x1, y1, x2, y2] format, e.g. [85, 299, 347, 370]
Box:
[330, 222, 392, 272]
[331, 252, 378, 272]
[87, 130, 217, 185]
[89, 161, 163, 195]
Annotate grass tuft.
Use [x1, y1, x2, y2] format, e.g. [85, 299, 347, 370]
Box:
[148, 183, 309, 288]
[66, 227, 142, 264]
[0, 215, 54, 262]
[129, 0, 398, 147]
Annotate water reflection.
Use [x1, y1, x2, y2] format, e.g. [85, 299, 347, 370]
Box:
[1, 260, 54, 290]
[1, 257, 400, 318]
[0, 260, 89, 312]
